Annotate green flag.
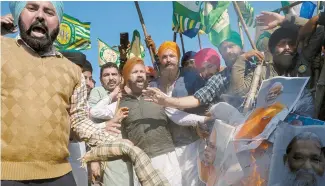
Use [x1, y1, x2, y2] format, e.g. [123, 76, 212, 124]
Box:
[200, 1, 230, 33]
[55, 13, 91, 51]
[127, 30, 145, 59]
[172, 1, 205, 38]
[98, 38, 120, 67]
[208, 9, 231, 47]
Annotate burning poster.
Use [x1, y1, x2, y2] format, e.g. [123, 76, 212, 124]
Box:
[234, 76, 309, 152]
[198, 120, 243, 186]
[268, 123, 325, 186]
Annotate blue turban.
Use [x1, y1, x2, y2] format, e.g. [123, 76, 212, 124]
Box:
[9, 1, 64, 26]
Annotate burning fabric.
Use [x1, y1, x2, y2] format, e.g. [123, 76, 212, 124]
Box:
[80, 139, 170, 186]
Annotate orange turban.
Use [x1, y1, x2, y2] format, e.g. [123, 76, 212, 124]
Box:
[122, 57, 145, 85]
[157, 41, 180, 61]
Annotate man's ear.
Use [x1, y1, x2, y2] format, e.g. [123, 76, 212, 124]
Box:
[283, 154, 288, 165]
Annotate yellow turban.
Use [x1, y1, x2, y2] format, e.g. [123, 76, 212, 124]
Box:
[122, 57, 145, 85]
[157, 41, 180, 61]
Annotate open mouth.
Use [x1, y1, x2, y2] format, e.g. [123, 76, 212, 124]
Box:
[31, 26, 47, 38]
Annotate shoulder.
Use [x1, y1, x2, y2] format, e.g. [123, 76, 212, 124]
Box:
[1, 37, 18, 51]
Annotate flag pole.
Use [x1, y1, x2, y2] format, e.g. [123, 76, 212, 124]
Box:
[134, 1, 157, 71]
[179, 33, 185, 55]
[272, 1, 303, 13]
[317, 1, 321, 14]
[233, 1, 262, 113]
[173, 32, 177, 42]
[238, 21, 245, 49]
[198, 33, 202, 50]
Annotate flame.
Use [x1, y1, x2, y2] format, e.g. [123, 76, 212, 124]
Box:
[241, 148, 266, 186]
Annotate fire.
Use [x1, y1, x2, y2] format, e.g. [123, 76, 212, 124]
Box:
[241, 143, 269, 186]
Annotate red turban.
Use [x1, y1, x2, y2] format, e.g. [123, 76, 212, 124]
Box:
[194, 48, 220, 70]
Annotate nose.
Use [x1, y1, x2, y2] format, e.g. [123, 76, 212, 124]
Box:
[226, 47, 231, 53]
[302, 159, 313, 170]
[35, 11, 46, 21]
[108, 75, 114, 80]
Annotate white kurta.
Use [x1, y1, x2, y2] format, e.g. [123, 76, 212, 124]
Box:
[68, 142, 88, 186]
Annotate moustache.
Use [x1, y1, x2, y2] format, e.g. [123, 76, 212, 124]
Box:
[26, 21, 49, 36]
[136, 77, 145, 82]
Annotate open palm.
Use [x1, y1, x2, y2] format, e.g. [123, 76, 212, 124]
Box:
[256, 11, 285, 30]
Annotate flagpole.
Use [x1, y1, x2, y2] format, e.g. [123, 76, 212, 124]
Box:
[134, 1, 157, 71]
[272, 1, 303, 13]
[179, 33, 185, 55]
[173, 32, 177, 42]
[317, 1, 321, 14]
[238, 21, 245, 49]
[233, 1, 262, 113]
[198, 34, 202, 50]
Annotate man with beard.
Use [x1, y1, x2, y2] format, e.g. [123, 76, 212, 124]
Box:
[148, 41, 206, 185]
[89, 62, 122, 109]
[235, 82, 288, 139]
[1, 2, 169, 186]
[280, 132, 325, 186]
[115, 57, 183, 185]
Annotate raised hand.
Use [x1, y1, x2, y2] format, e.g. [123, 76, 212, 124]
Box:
[241, 50, 265, 62]
[1, 14, 18, 35]
[256, 11, 285, 30]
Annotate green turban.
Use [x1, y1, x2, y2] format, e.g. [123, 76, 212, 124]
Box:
[221, 31, 243, 49]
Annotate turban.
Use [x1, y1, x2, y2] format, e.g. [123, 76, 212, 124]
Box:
[221, 31, 243, 49]
[194, 48, 220, 70]
[122, 57, 145, 85]
[9, 1, 64, 26]
[181, 51, 196, 62]
[145, 66, 156, 77]
[157, 41, 181, 61]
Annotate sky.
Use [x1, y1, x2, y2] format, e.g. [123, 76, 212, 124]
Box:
[0, 1, 295, 86]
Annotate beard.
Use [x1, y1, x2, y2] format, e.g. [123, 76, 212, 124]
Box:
[273, 50, 297, 73]
[281, 163, 323, 186]
[128, 76, 147, 95]
[19, 18, 59, 54]
[160, 63, 178, 82]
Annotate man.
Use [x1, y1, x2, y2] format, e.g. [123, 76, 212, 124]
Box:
[194, 48, 221, 81]
[181, 51, 196, 69]
[1, 2, 168, 185]
[88, 62, 121, 108]
[61, 51, 94, 98]
[291, 12, 325, 121]
[149, 41, 206, 185]
[281, 132, 325, 186]
[235, 82, 288, 139]
[115, 57, 183, 185]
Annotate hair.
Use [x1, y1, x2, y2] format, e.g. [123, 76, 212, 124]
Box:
[269, 82, 284, 92]
[286, 132, 325, 156]
[100, 62, 119, 79]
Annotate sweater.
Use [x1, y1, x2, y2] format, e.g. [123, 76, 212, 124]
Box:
[1, 37, 81, 180]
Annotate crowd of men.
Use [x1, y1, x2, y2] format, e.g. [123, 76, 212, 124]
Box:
[1, 1, 325, 186]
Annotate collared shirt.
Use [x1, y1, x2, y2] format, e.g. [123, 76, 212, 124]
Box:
[194, 67, 231, 106]
[16, 35, 61, 57]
